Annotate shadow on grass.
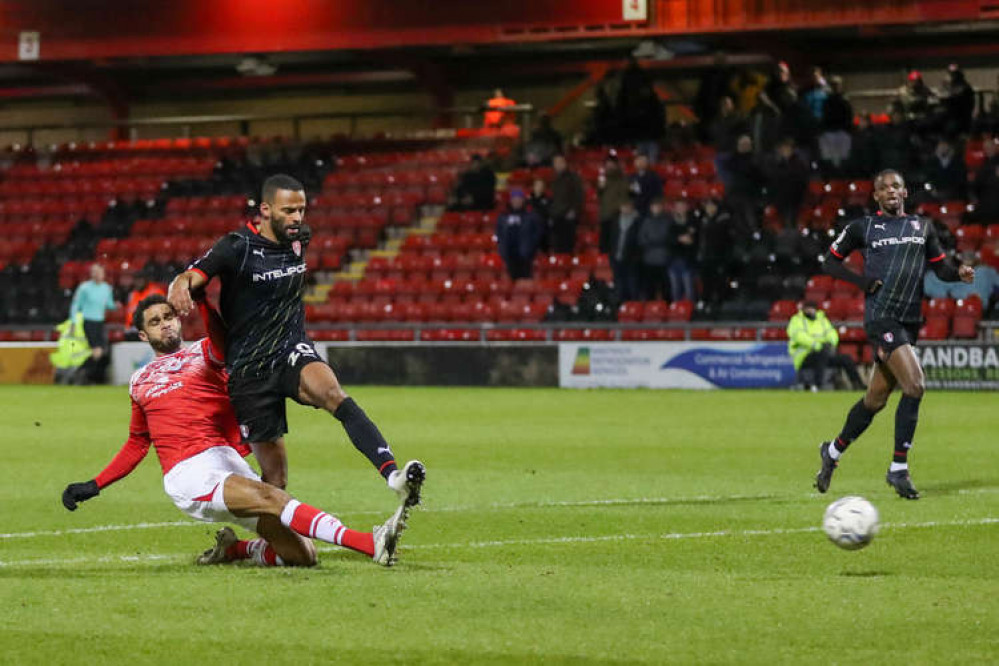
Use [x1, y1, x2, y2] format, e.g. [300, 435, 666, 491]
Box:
[917, 478, 999, 496]
[839, 570, 893, 578]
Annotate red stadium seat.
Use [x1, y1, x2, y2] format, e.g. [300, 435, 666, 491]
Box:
[667, 300, 693, 322]
[768, 300, 798, 322]
[618, 301, 644, 323]
[919, 317, 949, 341]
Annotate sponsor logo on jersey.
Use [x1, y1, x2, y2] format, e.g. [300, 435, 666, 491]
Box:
[870, 236, 925, 249]
[292, 240, 302, 257]
[252, 263, 307, 282]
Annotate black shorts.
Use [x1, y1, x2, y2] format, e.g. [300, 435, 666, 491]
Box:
[865, 319, 920, 364]
[228, 340, 323, 443]
[83, 320, 108, 349]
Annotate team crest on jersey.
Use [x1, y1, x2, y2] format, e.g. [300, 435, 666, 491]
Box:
[292, 240, 302, 257]
[240, 424, 250, 439]
[883, 332, 894, 343]
[910, 219, 920, 231]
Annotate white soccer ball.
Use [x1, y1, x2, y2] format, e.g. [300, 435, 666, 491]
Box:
[822, 496, 879, 550]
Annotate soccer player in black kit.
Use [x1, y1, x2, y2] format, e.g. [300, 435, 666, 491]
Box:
[167, 174, 425, 509]
[814, 170, 974, 499]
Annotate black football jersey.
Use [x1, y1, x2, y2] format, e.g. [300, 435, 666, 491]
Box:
[189, 222, 310, 379]
[829, 213, 946, 324]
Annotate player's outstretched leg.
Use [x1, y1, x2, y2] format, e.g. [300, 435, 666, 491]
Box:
[196, 523, 315, 567]
[224, 474, 408, 566]
[882, 344, 924, 500]
[815, 362, 895, 492]
[298, 362, 419, 493]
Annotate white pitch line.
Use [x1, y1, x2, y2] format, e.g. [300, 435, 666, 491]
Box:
[2, 517, 996, 568]
[0, 521, 203, 540]
[5, 487, 997, 541]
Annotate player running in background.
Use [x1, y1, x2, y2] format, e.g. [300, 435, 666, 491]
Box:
[62, 295, 407, 567]
[815, 169, 974, 499]
[166, 174, 425, 506]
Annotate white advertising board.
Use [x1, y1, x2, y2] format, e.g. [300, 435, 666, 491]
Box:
[559, 342, 796, 389]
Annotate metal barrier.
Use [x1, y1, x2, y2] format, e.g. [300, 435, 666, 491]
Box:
[0, 104, 536, 146]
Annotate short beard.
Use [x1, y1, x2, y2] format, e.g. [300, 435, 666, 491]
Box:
[270, 217, 294, 245]
[149, 333, 182, 354]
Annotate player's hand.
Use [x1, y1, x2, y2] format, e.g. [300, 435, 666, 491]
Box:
[865, 279, 884, 295]
[297, 223, 312, 245]
[167, 275, 194, 317]
[959, 264, 975, 283]
[62, 480, 99, 511]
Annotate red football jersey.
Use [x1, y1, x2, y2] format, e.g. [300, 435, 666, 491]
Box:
[94, 338, 249, 488]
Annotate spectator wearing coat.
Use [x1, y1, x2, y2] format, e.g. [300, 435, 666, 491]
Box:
[636, 197, 672, 301]
[549, 154, 585, 253]
[495, 189, 542, 280]
[608, 199, 643, 302]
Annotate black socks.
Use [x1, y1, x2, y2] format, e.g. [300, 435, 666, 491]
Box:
[836, 399, 877, 452]
[333, 397, 398, 479]
[894, 395, 921, 464]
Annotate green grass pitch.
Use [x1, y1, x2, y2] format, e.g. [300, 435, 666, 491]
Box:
[1, 385, 996, 665]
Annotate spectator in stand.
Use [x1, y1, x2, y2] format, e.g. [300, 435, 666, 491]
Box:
[926, 138, 967, 201]
[925, 251, 999, 305]
[597, 153, 630, 254]
[666, 199, 699, 303]
[787, 300, 864, 391]
[802, 67, 831, 124]
[764, 61, 798, 116]
[125, 271, 166, 339]
[694, 52, 735, 143]
[747, 89, 783, 159]
[895, 70, 934, 127]
[549, 154, 585, 253]
[969, 137, 999, 223]
[608, 199, 643, 302]
[939, 64, 975, 138]
[819, 75, 854, 172]
[528, 177, 552, 252]
[616, 56, 653, 136]
[484, 88, 517, 129]
[764, 137, 809, 228]
[586, 82, 617, 145]
[697, 198, 734, 306]
[495, 189, 542, 281]
[636, 197, 671, 301]
[628, 153, 664, 217]
[69, 263, 119, 385]
[523, 113, 563, 167]
[848, 114, 880, 179]
[450, 154, 496, 211]
[711, 96, 748, 190]
[726, 134, 765, 235]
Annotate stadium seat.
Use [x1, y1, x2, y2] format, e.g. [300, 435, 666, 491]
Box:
[919, 317, 949, 340]
[618, 301, 644, 323]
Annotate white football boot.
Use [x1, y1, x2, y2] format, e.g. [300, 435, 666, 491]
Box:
[196, 526, 238, 565]
[388, 460, 426, 513]
[372, 505, 407, 567]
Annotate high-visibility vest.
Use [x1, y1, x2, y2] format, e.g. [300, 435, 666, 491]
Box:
[50, 313, 91, 370]
[786, 310, 839, 371]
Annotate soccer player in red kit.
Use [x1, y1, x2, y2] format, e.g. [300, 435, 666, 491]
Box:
[62, 295, 407, 567]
